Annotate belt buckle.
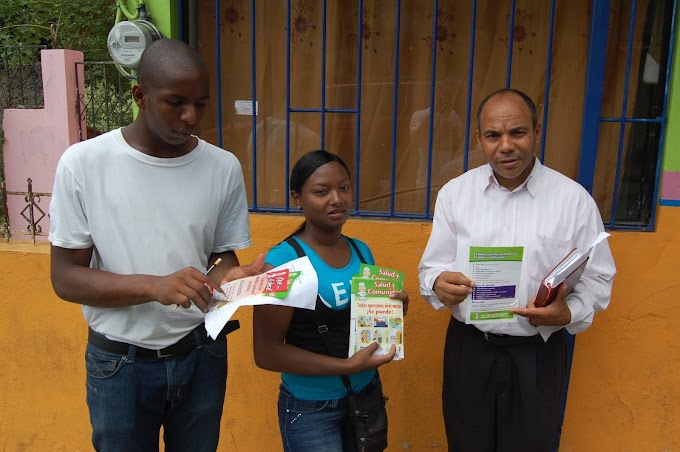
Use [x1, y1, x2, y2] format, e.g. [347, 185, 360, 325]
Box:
[156, 348, 172, 358]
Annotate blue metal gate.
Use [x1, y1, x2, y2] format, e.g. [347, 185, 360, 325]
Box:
[182, 0, 677, 230]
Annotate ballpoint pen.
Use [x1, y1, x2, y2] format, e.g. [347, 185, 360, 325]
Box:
[172, 257, 223, 311]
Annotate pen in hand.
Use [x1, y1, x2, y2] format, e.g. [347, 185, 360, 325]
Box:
[172, 257, 223, 312]
[205, 257, 223, 277]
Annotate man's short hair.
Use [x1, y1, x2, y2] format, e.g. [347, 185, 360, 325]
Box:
[137, 39, 206, 90]
[476, 88, 538, 130]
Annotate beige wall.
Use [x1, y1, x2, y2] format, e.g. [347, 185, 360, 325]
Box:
[1, 210, 679, 451]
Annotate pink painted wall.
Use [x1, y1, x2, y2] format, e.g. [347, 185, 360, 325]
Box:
[2, 49, 84, 240]
[661, 170, 680, 200]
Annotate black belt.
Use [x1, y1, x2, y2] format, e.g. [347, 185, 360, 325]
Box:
[473, 326, 545, 346]
[88, 320, 240, 359]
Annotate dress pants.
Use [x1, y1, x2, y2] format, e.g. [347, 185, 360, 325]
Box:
[442, 318, 567, 452]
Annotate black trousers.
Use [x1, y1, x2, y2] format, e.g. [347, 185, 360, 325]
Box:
[442, 318, 567, 452]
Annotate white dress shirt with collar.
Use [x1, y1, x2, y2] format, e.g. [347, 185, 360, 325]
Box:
[418, 158, 616, 339]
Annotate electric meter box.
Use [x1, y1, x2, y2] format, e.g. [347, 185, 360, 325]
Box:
[108, 20, 163, 69]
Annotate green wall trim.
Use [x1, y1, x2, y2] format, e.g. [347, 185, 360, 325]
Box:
[144, 1, 178, 39]
[127, 0, 177, 118]
[663, 4, 680, 171]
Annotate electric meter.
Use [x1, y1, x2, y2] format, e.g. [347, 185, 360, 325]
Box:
[107, 20, 163, 69]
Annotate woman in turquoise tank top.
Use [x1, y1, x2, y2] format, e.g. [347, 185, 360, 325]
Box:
[253, 150, 409, 452]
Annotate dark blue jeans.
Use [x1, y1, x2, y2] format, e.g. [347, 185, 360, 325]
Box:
[278, 384, 356, 452]
[85, 335, 228, 452]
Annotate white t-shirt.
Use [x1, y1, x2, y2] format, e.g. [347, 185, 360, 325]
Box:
[49, 128, 252, 348]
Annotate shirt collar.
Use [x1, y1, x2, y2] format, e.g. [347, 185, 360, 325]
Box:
[482, 156, 543, 197]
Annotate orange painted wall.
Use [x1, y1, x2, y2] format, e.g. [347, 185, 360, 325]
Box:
[1, 210, 679, 451]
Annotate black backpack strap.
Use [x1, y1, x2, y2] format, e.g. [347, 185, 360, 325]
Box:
[287, 235, 366, 264]
[346, 236, 367, 264]
[285, 236, 305, 258]
[284, 237, 328, 335]
[283, 235, 355, 394]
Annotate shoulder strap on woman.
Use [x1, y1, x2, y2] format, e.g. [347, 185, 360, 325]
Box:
[285, 236, 366, 264]
[345, 236, 367, 264]
[284, 236, 305, 258]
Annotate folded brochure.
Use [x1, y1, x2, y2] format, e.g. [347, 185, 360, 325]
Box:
[349, 264, 405, 360]
[209, 268, 300, 306]
[204, 256, 318, 339]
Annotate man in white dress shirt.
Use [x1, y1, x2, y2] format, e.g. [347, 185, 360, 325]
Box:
[418, 88, 616, 452]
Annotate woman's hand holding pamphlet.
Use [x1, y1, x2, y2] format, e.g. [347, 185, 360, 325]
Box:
[349, 264, 405, 360]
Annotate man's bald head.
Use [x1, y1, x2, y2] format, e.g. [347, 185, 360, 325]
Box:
[137, 39, 207, 90]
[476, 88, 538, 130]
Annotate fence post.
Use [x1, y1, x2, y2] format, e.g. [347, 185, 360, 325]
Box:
[1, 49, 84, 242]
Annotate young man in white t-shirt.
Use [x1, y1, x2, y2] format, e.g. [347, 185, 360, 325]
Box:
[49, 39, 263, 451]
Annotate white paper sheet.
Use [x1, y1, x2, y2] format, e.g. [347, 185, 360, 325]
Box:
[204, 256, 319, 339]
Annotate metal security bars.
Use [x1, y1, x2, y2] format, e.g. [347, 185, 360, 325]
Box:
[1, 178, 51, 244]
[75, 61, 134, 141]
[188, 0, 678, 230]
[579, 0, 677, 230]
[1, 45, 46, 109]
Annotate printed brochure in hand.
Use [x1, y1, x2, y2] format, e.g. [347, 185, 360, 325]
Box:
[349, 264, 405, 360]
[466, 246, 523, 324]
[204, 256, 317, 339]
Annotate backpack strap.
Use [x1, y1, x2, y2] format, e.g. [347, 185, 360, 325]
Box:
[285, 235, 367, 264]
[284, 236, 305, 258]
[346, 237, 367, 264]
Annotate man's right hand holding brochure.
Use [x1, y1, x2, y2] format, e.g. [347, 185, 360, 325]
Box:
[432, 271, 474, 306]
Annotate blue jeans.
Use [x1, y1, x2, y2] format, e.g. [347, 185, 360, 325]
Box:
[278, 385, 356, 452]
[85, 335, 228, 452]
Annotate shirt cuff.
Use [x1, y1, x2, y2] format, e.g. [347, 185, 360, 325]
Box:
[565, 295, 594, 334]
[421, 292, 446, 310]
[419, 272, 446, 311]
